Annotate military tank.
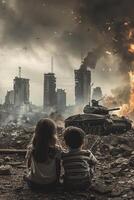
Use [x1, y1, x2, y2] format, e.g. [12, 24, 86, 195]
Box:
[65, 99, 132, 135]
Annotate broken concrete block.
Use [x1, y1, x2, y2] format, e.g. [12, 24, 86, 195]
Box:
[0, 165, 12, 175]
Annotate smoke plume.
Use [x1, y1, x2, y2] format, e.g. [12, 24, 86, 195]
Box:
[1, 1, 134, 63]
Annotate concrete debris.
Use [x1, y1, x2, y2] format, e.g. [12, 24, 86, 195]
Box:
[0, 123, 134, 199]
[129, 155, 134, 167]
[4, 156, 11, 162]
[0, 165, 12, 175]
[92, 182, 113, 194]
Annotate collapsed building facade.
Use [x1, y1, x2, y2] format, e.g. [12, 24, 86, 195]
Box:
[4, 75, 30, 111]
[5, 90, 14, 111]
[0, 71, 30, 125]
[14, 77, 30, 107]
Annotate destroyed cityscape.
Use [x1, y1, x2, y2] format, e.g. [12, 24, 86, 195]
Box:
[0, 0, 134, 200]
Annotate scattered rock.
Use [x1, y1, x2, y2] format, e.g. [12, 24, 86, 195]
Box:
[129, 155, 134, 167]
[131, 184, 134, 191]
[122, 194, 128, 198]
[110, 147, 123, 156]
[110, 168, 122, 176]
[89, 194, 96, 200]
[110, 189, 123, 197]
[92, 182, 113, 194]
[100, 144, 111, 154]
[110, 157, 128, 168]
[0, 165, 12, 175]
[110, 137, 119, 147]
[117, 136, 130, 146]
[119, 144, 133, 157]
[4, 156, 11, 162]
[118, 181, 125, 184]
[0, 159, 4, 165]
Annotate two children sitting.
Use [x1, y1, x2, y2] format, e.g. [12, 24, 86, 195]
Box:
[25, 118, 97, 191]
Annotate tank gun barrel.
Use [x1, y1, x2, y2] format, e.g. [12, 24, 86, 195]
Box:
[108, 108, 120, 112]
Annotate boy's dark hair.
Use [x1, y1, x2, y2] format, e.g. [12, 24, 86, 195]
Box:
[64, 126, 85, 149]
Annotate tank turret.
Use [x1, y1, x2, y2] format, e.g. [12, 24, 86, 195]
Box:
[84, 99, 120, 115]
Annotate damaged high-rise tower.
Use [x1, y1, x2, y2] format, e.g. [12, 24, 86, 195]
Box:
[43, 73, 56, 111]
[14, 67, 30, 107]
[75, 63, 91, 106]
[56, 89, 66, 113]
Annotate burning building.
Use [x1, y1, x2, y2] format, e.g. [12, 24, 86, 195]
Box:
[56, 89, 66, 113]
[43, 73, 56, 111]
[75, 64, 91, 106]
[14, 77, 30, 107]
[92, 87, 103, 100]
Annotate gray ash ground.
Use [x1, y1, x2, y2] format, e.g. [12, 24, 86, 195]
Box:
[0, 123, 134, 200]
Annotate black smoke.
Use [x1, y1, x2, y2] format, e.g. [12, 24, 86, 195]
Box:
[78, 0, 134, 70]
[1, 1, 134, 68]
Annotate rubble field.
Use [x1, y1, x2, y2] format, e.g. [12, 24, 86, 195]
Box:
[0, 123, 134, 200]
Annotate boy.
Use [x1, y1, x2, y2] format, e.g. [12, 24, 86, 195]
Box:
[62, 126, 97, 191]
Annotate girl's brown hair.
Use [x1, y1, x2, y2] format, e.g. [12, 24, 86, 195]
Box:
[32, 118, 57, 163]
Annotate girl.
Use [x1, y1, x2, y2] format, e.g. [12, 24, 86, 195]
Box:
[25, 118, 61, 191]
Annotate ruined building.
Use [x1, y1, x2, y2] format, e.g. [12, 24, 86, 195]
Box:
[75, 64, 91, 106]
[4, 90, 14, 111]
[92, 87, 103, 100]
[56, 89, 66, 113]
[43, 73, 56, 111]
[14, 77, 30, 107]
[5, 90, 14, 105]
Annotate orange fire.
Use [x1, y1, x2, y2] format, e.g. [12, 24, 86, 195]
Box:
[129, 71, 134, 110]
[128, 30, 132, 39]
[128, 44, 134, 53]
[128, 28, 134, 39]
[119, 104, 129, 116]
[128, 28, 134, 53]
[120, 71, 134, 116]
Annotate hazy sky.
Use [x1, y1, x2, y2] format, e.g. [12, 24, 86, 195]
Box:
[0, 0, 134, 105]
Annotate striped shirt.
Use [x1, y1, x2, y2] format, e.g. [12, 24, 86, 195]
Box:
[62, 149, 97, 185]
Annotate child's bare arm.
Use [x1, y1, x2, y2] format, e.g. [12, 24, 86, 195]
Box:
[90, 152, 98, 164]
[87, 150, 98, 166]
[25, 148, 32, 169]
